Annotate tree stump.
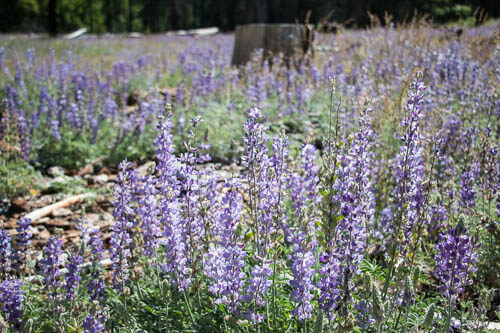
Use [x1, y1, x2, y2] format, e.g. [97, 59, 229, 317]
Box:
[231, 23, 314, 66]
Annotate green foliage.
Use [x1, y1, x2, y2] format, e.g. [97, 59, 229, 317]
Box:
[0, 158, 40, 200]
[34, 130, 94, 170]
[105, 124, 158, 166]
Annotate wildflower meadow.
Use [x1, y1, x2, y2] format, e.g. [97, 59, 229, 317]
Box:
[0, 20, 498, 332]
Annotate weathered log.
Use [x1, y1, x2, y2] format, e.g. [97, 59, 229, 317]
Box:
[231, 23, 314, 66]
[65, 28, 87, 40]
[25, 193, 94, 222]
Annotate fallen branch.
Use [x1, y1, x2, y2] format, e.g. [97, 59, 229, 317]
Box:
[25, 193, 94, 222]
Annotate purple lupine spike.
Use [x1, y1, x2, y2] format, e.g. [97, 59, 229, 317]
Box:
[0, 228, 12, 278]
[136, 175, 160, 257]
[317, 251, 341, 317]
[103, 98, 118, 121]
[289, 245, 316, 320]
[88, 97, 99, 144]
[65, 253, 83, 301]
[0, 47, 4, 70]
[460, 162, 480, 209]
[0, 279, 24, 331]
[242, 107, 276, 254]
[242, 261, 273, 324]
[39, 236, 63, 301]
[154, 114, 191, 291]
[17, 112, 31, 161]
[204, 180, 246, 313]
[83, 227, 106, 301]
[175, 83, 184, 106]
[15, 217, 32, 249]
[288, 144, 320, 319]
[392, 74, 426, 242]
[246, 63, 258, 106]
[13, 217, 32, 269]
[110, 160, 137, 291]
[83, 311, 106, 333]
[67, 102, 79, 129]
[318, 105, 376, 321]
[434, 227, 479, 300]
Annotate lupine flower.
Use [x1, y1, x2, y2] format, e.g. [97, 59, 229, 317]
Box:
[84, 228, 106, 301]
[65, 253, 82, 301]
[204, 180, 246, 313]
[317, 251, 341, 317]
[83, 311, 106, 333]
[0, 228, 12, 278]
[16, 112, 30, 160]
[176, 83, 184, 106]
[110, 160, 137, 291]
[0, 47, 4, 70]
[136, 175, 160, 257]
[392, 74, 426, 242]
[15, 217, 32, 249]
[39, 236, 63, 301]
[242, 107, 280, 254]
[13, 217, 32, 270]
[434, 227, 479, 300]
[288, 144, 320, 319]
[242, 262, 273, 324]
[242, 108, 269, 245]
[154, 114, 191, 291]
[0, 279, 24, 331]
[318, 105, 375, 321]
[460, 162, 480, 209]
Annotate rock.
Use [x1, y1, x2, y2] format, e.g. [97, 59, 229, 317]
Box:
[45, 218, 71, 227]
[487, 322, 500, 330]
[98, 167, 113, 175]
[51, 208, 73, 217]
[82, 212, 113, 229]
[47, 166, 66, 178]
[137, 161, 156, 176]
[77, 163, 94, 176]
[32, 217, 50, 225]
[36, 226, 51, 240]
[129, 32, 143, 38]
[31, 195, 54, 208]
[93, 174, 109, 185]
[231, 23, 314, 66]
[10, 198, 27, 212]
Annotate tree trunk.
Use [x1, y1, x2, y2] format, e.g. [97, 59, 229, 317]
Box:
[170, 0, 178, 30]
[255, 0, 268, 23]
[87, 0, 93, 32]
[128, 0, 133, 32]
[181, 1, 188, 29]
[48, 0, 57, 36]
[105, 0, 112, 32]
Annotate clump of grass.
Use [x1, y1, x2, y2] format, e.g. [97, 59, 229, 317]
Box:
[0, 158, 40, 200]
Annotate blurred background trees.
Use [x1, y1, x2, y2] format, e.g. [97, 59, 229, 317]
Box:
[0, 0, 497, 33]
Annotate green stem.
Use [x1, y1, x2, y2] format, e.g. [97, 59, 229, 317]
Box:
[272, 256, 277, 329]
[183, 290, 196, 325]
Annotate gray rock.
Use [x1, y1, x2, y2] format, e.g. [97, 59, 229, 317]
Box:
[93, 174, 109, 185]
[47, 166, 66, 178]
[51, 208, 72, 217]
